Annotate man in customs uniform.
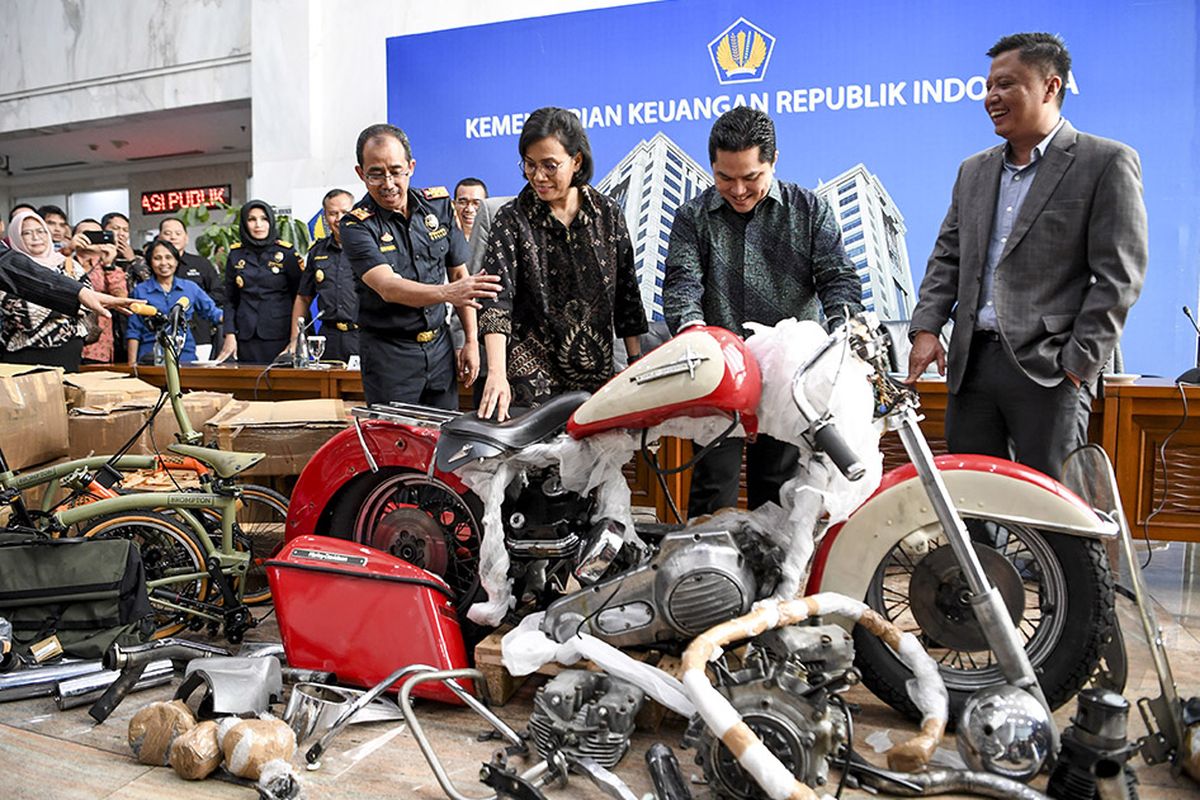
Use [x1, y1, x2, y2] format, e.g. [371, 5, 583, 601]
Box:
[340, 123, 501, 407]
[289, 189, 359, 363]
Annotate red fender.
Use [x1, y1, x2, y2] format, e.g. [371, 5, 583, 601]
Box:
[285, 420, 468, 541]
[805, 454, 1102, 596]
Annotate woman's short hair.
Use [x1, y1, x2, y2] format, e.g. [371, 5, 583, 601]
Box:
[518, 107, 593, 186]
[144, 237, 182, 265]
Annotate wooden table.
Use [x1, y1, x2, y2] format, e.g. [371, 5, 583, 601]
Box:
[83, 363, 366, 402]
[88, 365, 1200, 542]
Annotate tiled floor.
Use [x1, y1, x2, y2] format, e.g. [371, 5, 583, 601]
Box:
[2, 544, 1199, 799]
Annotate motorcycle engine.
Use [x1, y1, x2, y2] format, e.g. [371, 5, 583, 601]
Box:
[541, 528, 780, 648]
[527, 670, 645, 768]
[684, 623, 856, 799]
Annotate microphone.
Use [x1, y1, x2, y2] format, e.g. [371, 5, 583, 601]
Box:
[1178, 306, 1200, 384]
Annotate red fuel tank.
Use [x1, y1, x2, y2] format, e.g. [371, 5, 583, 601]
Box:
[567, 326, 761, 438]
[266, 535, 471, 704]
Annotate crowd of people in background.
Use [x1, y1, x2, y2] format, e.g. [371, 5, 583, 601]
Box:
[0, 174, 504, 373]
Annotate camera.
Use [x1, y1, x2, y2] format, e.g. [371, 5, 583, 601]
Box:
[83, 229, 116, 246]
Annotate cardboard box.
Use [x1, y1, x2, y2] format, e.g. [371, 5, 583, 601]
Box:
[204, 399, 348, 477]
[63, 371, 160, 412]
[68, 407, 152, 459]
[150, 391, 233, 448]
[0, 365, 70, 470]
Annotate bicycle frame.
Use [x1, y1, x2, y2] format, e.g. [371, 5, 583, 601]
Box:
[51, 488, 248, 624]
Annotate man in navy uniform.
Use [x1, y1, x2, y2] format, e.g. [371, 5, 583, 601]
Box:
[289, 189, 359, 363]
[340, 123, 500, 407]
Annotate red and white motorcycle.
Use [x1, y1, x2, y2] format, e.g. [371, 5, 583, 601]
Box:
[286, 314, 1116, 720]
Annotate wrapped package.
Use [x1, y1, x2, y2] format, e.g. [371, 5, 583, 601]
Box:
[222, 717, 297, 780]
[169, 719, 223, 780]
[128, 699, 196, 766]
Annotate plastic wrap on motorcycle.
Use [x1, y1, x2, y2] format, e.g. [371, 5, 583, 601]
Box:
[541, 529, 756, 648]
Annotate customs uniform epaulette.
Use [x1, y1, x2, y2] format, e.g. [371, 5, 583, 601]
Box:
[348, 207, 372, 221]
[277, 239, 292, 248]
[229, 242, 243, 250]
[421, 186, 449, 200]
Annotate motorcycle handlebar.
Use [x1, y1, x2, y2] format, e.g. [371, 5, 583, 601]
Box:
[812, 419, 866, 481]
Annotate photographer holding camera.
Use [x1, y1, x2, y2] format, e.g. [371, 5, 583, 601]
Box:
[71, 219, 127, 364]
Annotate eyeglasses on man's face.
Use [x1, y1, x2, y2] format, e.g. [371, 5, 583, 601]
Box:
[520, 159, 567, 178]
[364, 167, 411, 186]
[454, 198, 483, 209]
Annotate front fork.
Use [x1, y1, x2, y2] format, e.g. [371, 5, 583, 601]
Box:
[893, 404, 1061, 761]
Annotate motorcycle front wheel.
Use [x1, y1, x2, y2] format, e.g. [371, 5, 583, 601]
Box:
[853, 516, 1114, 723]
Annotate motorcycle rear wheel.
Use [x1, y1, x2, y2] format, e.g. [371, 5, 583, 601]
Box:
[345, 470, 484, 616]
[853, 517, 1114, 723]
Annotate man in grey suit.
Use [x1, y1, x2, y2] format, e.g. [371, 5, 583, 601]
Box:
[906, 32, 1147, 479]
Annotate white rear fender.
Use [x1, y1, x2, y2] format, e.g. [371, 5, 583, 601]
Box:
[809, 457, 1117, 602]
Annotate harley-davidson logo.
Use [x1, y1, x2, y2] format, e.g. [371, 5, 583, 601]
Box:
[631, 345, 710, 385]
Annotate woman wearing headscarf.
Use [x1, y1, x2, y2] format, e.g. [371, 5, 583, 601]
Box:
[216, 200, 303, 363]
[0, 210, 90, 371]
[127, 239, 224, 366]
[477, 106, 648, 420]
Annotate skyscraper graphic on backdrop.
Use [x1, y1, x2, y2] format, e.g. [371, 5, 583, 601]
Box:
[815, 163, 916, 320]
[597, 133, 713, 321]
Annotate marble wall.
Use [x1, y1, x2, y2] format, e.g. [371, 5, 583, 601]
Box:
[0, 0, 251, 133]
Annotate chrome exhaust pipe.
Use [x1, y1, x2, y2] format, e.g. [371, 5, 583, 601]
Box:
[54, 660, 174, 710]
[0, 660, 104, 702]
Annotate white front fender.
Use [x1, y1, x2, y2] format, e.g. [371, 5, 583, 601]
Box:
[808, 457, 1115, 603]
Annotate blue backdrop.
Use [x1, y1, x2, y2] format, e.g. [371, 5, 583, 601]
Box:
[386, 0, 1198, 378]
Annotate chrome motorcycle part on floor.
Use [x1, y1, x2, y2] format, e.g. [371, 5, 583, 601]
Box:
[54, 659, 173, 710]
[0, 658, 105, 702]
[1046, 688, 1140, 800]
[283, 682, 404, 746]
[845, 753, 1051, 800]
[957, 684, 1054, 781]
[528, 670, 644, 769]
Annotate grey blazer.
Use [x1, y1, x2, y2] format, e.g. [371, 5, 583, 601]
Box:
[910, 120, 1148, 392]
[451, 196, 515, 355]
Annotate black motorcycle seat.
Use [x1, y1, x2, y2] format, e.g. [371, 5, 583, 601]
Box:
[442, 391, 591, 451]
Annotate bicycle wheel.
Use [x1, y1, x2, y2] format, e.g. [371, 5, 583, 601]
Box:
[81, 511, 210, 639]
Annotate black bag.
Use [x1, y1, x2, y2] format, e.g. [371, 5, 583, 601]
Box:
[0, 535, 154, 660]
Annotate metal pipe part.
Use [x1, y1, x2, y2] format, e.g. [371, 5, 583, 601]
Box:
[104, 638, 230, 670]
[0, 659, 104, 702]
[645, 742, 693, 800]
[398, 668, 548, 800]
[896, 408, 1060, 761]
[54, 660, 173, 710]
[853, 762, 1050, 800]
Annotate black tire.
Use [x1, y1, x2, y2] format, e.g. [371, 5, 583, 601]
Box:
[199, 484, 288, 605]
[331, 469, 486, 617]
[80, 510, 210, 639]
[853, 519, 1114, 724]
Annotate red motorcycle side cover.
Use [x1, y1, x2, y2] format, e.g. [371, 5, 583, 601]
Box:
[266, 534, 471, 704]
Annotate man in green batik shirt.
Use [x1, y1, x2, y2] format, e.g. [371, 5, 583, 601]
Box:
[663, 106, 863, 519]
